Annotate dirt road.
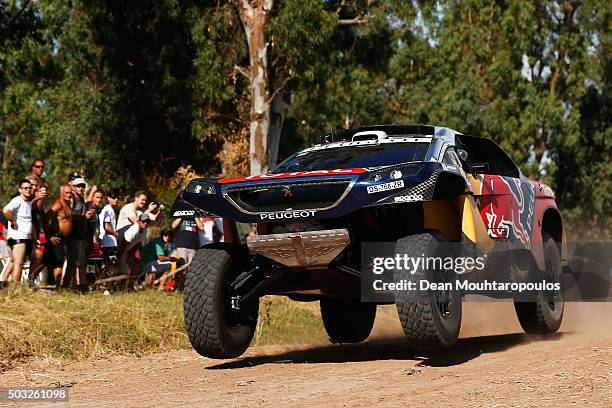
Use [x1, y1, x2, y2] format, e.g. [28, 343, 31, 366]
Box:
[2, 302, 611, 407]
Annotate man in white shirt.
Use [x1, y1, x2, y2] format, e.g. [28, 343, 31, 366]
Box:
[116, 191, 159, 232]
[198, 217, 215, 247]
[197, 217, 224, 247]
[1, 179, 34, 282]
[117, 212, 149, 288]
[99, 188, 120, 263]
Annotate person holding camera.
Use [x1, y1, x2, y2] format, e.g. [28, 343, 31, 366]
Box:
[116, 191, 161, 234]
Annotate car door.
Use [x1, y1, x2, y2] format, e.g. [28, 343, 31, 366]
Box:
[456, 135, 535, 245]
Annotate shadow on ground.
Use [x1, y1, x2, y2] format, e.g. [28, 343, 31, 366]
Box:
[207, 332, 567, 370]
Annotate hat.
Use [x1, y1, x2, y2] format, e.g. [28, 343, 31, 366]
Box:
[73, 177, 87, 186]
[138, 212, 151, 222]
[68, 172, 81, 181]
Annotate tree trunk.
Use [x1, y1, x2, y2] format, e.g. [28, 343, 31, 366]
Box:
[1, 134, 11, 192]
[268, 87, 284, 169]
[233, 0, 284, 176]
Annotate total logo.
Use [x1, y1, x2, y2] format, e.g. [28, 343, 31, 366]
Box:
[260, 210, 316, 220]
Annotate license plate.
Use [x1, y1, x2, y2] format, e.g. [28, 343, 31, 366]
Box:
[367, 180, 404, 194]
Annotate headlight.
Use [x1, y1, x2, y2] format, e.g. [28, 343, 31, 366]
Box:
[185, 180, 216, 195]
[364, 163, 421, 182]
[389, 170, 402, 179]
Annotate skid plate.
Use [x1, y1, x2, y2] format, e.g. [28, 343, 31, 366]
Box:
[246, 229, 350, 268]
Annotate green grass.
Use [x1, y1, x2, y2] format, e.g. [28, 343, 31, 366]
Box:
[0, 285, 326, 371]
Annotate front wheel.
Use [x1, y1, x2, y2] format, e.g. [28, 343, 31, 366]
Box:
[393, 232, 462, 350]
[184, 248, 259, 359]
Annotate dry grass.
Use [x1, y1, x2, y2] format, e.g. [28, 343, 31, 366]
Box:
[254, 296, 326, 345]
[0, 285, 188, 371]
[0, 285, 326, 371]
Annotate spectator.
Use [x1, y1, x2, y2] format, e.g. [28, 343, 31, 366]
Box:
[67, 171, 81, 184]
[25, 175, 47, 276]
[27, 161, 47, 214]
[65, 177, 93, 290]
[197, 217, 223, 247]
[0, 212, 6, 237]
[36, 184, 73, 286]
[117, 212, 150, 288]
[1, 179, 34, 283]
[28, 159, 46, 192]
[141, 229, 181, 289]
[198, 217, 215, 247]
[85, 186, 103, 245]
[0, 215, 5, 240]
[171, 216, 204, 264]
[0, 214, 11, 285]
[213, 217, 224, 242]
[66, 172, 81, 198]
[116, 191, 158, 232]
[99, 188, 120, 263]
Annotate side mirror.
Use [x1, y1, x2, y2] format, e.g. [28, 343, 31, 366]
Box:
[471, 162, 489, 174]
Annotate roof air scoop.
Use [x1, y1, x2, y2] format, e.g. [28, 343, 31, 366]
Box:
[351, 130, 388, 142]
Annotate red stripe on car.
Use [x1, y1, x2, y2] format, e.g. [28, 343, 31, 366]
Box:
[218, 168, 367, 184]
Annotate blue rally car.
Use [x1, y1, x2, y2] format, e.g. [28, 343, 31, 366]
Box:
[172, 124, 565, 358]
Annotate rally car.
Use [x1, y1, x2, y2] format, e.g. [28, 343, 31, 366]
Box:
[172, 124, 566, 358]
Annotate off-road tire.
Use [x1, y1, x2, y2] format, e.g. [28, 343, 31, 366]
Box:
[393, 232, 462, 350]
[320, 299, 376, 343]
[514, 234, 564, 334]
[184, 248, 259, 359]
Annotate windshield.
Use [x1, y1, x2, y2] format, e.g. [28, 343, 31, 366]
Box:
[272, 143, 429, 173]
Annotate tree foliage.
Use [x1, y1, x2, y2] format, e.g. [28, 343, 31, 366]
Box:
[0, 0, 609, 237]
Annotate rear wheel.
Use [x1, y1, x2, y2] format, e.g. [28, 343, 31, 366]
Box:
[393, 232, 462, 350]
[514, 235, 564, 334]
[320, 299, 376, 343]
[184, 248, 259, 358]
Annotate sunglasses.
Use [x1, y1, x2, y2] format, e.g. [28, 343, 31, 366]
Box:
[75, 184, 86, 188]
[34, 165, 44, 169]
